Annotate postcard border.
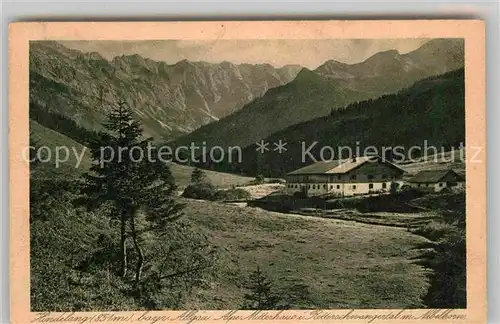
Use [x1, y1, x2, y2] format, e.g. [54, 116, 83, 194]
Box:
[9, 20, 486, 324]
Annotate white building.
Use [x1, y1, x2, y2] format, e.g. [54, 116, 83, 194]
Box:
[285, 155, 405, 197]
[407, 169, 465, 192]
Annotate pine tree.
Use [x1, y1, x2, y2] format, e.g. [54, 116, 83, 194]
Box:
[190, 168, 206, 184]
[242, 266, 281, 310]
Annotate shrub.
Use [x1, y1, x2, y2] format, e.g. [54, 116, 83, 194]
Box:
[412, 221, 455, 241]
[182, 182, 217, 200]
[413, 193, 466, 308]
[212, 188, 251, 201]
[422, 225, 466, 308]
[293, 191, 307, 199]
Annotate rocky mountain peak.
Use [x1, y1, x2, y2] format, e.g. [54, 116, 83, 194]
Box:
[29, 41, 302, 140]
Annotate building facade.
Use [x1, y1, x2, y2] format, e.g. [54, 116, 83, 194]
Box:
[407, 169, 465, 192]
[285, 155, 405, 197]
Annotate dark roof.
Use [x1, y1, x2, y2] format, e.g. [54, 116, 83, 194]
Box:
[287, 155, 405, 175]
[407, 169, 464, 183]
[287, 159, 343, 175]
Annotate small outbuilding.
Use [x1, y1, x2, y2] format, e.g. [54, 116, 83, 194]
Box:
[407, 169, 465, 192]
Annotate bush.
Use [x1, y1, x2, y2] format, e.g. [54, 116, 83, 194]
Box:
[182, 183, 252, 202]
[181, 182, 217, 200]
[293, 191, 307, 199]
[412, 221, 455, 241]
[413, 193, 466, 308]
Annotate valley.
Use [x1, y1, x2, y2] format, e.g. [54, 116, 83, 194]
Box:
[28, 37, 466, 311]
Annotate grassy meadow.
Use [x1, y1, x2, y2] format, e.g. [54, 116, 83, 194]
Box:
[182, 199, 430, 309]
[30, 120, 253, 188]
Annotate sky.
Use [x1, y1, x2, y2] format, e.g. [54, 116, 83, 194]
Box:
[60, 39, 430, 69]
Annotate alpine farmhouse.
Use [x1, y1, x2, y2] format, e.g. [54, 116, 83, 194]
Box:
[407, 169, 465, 192]
[285, 155, 405, 197]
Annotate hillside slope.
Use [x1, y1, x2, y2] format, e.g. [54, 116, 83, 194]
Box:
[30, 120, 252, 188]
[29, 120, 91, 177]
[173, 68, 367, 149]
[201, 69, 465, 177]
[315, 39, 464, 97]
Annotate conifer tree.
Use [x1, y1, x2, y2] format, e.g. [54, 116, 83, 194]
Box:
[242, 266, 281, 310]
[79, 100, 183, 283]
[190, 167, 206, 184]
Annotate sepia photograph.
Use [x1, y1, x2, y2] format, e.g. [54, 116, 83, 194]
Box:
[9, 21, 486, 323]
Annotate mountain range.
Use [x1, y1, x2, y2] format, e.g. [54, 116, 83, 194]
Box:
[173, 39, 464, 150]
[198, 68, 465, 177]
[29, 41, 302, 140]
[315, 39, 464, 95]
[29, 38, 465, 178]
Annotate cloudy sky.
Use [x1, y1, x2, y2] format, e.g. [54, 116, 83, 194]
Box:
[60, 39, 430, 69]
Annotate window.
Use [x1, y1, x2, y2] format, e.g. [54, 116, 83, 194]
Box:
[337, 175, 342, 180]
[440, 183, 445, 187]
[418, 184, 421, 187]
[350, 175, 357, 180]
[369, 183, 374, 189]
[337, 185, 340, 189]
[323, 185, 326, 189]
[308, 185, 311, 189]
[352, 185, 357, 190]
[382, 183, 387, 189]
[312, 185, 316, 189]
[330, 185, 333, 189]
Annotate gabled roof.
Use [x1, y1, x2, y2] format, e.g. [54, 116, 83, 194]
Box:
[287, 155, 404, 175]
[407, 169, 464, 183]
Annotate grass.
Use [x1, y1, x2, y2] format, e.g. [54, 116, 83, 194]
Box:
[30, 120, 91, 177]
[30, 120, 253, 188]
[182, 198, 430, 309]
[296, 209, 438, 228]
[168, 163, 254, 189]
[399, 149, 465, 178]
